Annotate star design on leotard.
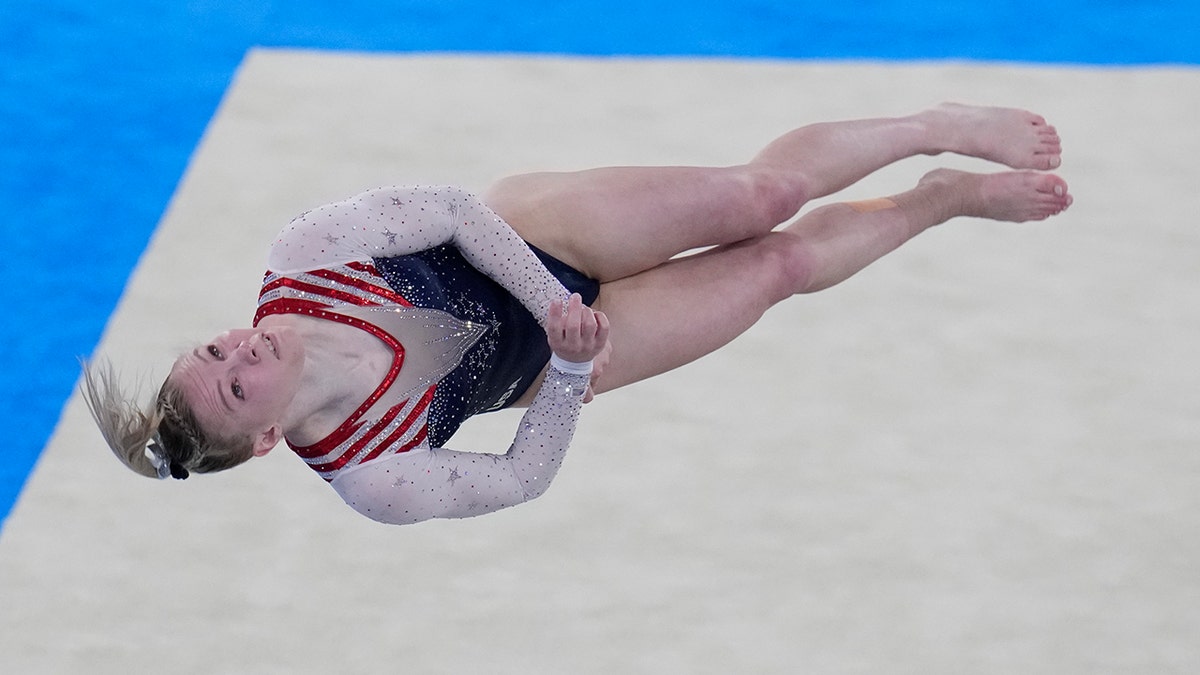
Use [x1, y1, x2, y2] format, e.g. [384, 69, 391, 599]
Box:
[467, 501, 480, 511]
[392, 474, 410, 489]
[391, 197, 402, 206]
[381, 228, 398, 246]
[323, 234, 339, 245]
[447, 468, 461, 486]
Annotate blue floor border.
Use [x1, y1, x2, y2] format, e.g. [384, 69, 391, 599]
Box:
[2, 0, 1197, 531]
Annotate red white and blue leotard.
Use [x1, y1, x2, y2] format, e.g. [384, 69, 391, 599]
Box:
[259, 185, 597, 525]
[254, 262, 456, 482]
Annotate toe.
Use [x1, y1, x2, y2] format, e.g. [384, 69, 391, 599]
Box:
[1035, 173, 1068, 195]
[1031, 149, 1062, 170]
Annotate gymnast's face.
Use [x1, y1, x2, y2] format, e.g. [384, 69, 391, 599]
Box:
[170, 327, 306, 452]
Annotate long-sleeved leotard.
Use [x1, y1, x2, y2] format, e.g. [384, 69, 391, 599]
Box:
[331, 364, 589, 525]
[269, 185, 567, 325]
[262, 185, 594, 525]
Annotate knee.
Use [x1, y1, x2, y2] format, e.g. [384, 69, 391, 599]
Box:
[738, 166, 810, 226]
[750, 231, 816, 302]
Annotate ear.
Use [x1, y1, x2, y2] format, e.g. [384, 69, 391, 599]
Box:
[251, 424, 284, 458]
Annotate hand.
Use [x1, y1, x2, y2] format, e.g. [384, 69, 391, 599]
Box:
[546, 293, 610, 365]
[582, 338, 612, 403]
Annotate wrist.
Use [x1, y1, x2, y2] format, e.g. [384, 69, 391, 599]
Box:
[550, 353, 593, 375]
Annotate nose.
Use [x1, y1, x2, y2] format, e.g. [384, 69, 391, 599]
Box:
[235, 338, 261, 364]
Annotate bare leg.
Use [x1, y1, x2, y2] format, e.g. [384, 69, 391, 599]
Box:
[487, 104, 1063, 282]
[751, 102, 1062, 200]
[578, 169, 1071, 394]
[783, 169, 1072, 294]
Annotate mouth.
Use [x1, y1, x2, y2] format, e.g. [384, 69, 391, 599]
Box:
[263, 333, 279, 359]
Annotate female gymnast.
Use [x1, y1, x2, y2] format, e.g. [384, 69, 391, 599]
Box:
[83, 103, 1071, 526]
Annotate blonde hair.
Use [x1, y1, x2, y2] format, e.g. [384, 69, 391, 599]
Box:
[80, 358, 254, 479]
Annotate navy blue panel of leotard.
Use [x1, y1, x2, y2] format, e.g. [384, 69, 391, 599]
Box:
[371, 244, 600, 447]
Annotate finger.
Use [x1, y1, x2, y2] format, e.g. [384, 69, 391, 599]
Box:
[593, 310, 610, 342]
[566, 293, 583, 324]
[547, 298, 565, 330]
[563, 294, 586, 345]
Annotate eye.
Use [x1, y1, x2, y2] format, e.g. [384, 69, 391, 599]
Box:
[207, 345, 224, 359]
[231, 380, 244, 400]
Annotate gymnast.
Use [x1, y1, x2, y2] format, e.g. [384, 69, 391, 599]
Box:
[83, 103, 1071, 526]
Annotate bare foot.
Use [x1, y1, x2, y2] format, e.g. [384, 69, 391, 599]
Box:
[919, 168, 1073, 222]
[921, 103, 1063, 171]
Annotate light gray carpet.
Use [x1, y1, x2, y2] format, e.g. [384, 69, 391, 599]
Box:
[2, 51, 1197, 674]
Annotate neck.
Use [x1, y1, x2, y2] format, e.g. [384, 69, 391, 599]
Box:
[259, 314, 390, 441]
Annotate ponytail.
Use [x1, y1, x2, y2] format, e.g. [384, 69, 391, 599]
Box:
[79, 359, 167, 479]
[80, 358, 254, 479]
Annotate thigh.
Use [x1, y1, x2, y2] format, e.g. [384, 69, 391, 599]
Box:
[508, 231, 800, 408]
[483, 165, 799, 283]
[588, 231, 802, 393]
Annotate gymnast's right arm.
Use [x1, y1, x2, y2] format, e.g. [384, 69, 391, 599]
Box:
[328, 360, 592, 525]
[328, 294, 608, 525]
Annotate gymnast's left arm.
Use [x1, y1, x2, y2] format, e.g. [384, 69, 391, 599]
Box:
[266, 185, 568, 323]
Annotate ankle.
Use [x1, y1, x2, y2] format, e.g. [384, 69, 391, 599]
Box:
[907, 109, 948, 156]
[891, 182, 961, 231]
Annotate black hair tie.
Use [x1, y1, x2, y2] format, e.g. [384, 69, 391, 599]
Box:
[169, 462, 190, 480]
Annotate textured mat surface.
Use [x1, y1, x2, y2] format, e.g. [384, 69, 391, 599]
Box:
[1, 50, 1196, 673]
[3, 0, 1199, 525]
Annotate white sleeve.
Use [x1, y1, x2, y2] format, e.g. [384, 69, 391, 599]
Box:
[330, 365, 591, 526]
[267, 185, 569, 326]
